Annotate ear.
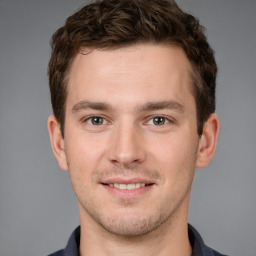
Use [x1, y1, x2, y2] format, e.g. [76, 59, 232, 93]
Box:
[196, 113, 219, 169]
[47, 115, 68, 170]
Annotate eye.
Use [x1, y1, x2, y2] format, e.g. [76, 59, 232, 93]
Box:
[147, 116, 171, 126]
[85, 116, 107, 125]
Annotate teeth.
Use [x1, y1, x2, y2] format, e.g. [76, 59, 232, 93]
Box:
[127, 184, 135, 190]
[135, 183, 141, 188]
[109, 183, 147, 190]
[114, 183, 119, 189]
[119, 184, 126, 189]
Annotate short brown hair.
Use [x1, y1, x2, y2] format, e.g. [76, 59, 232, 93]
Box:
[48, 0, 217, 136]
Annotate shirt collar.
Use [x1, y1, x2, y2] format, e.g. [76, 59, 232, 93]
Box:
[64, 226, 80, 256]
[188, 224, 216, 256]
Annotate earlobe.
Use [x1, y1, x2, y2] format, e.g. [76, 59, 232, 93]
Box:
[196, 113, 219, 169]
[47, 115, 68, 171]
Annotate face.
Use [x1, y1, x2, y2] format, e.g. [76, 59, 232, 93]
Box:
[49, 44, 216, 237]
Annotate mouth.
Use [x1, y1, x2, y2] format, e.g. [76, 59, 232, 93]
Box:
[102, 182, 154, 190]
[100, 179, 155, 199]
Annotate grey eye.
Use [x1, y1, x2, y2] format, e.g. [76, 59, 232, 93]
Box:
[147, 116, 170, 126]
[153, 116, 166, 125]
[88, 116, 106, 125]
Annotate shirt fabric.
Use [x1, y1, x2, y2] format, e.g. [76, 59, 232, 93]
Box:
[48, 224, 227, 256]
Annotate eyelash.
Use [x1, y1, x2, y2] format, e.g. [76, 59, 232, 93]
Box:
[83, 115, 173, 126]
[145, 116, 173, 126]
[83, 116, 108, 126]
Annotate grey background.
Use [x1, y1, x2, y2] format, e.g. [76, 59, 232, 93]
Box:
[0, 0, 255, 255]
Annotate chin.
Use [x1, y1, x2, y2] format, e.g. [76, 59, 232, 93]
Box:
[94, 212, 169, 237]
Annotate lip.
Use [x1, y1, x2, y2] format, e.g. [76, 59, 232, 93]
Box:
[101, 178, 154, 185]
[100, 178, 155, 199]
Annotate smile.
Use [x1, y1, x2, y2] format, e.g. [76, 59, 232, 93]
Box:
[101, 181, 155, 198]
[104, 183, 152, 190]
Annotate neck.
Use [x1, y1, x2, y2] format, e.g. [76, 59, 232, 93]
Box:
[79, 200, 192, 256]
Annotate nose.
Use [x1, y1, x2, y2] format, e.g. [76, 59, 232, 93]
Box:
[107, 122, 146, 168]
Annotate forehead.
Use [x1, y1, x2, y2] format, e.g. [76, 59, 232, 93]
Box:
[66, 44, 195, 109]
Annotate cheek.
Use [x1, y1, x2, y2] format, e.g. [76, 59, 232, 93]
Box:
[64, 144, 99, 191]
[65, 137, 98, 195]
[65, 130, 107, 164]
[147, 132, 198, 179]
[149, 132, 196, 161]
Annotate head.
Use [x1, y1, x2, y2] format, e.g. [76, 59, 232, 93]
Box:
[48, 0, 217, 137]
[47, 0, 219, 241]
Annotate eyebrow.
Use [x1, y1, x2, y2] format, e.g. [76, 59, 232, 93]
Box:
[137, 100, 184, 112]
[71, 100, 184, 114]
[72, 101, 112, 113]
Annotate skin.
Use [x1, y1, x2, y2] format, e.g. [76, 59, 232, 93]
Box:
[48, 44, 219, 256]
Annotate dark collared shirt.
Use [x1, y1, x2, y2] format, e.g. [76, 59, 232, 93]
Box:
[48, 224, 227, 256]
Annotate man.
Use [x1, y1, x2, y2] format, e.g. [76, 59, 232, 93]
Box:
[47, 0, 225, 255]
